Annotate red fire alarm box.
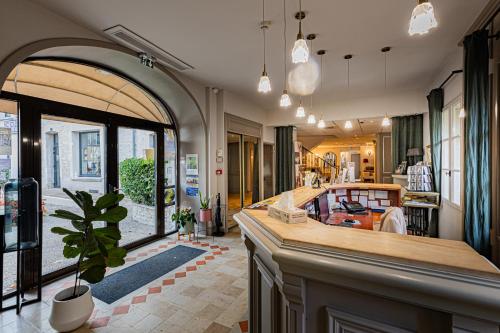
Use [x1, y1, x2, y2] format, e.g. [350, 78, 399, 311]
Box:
[216, 169, 223, 175]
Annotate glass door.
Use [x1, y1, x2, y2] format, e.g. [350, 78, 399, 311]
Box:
[117, 127, 158, 246]
[40, 115, 106, 276]
[227, 132, 242, 228]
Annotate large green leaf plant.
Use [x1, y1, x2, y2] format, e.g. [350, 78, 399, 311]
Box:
[51, 188, 128, 298]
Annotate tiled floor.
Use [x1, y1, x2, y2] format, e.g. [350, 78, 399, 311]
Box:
[0, 229, 249, 333]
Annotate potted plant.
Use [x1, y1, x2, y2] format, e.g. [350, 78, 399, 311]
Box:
[48, 189, 128, 332]
[199, 192, 212, 223]
[172, 207, 197, 236]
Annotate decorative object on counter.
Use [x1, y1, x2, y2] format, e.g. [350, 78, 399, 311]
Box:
[172, 207, 197, 240]
[212, 193, 225, 236]
[407, 147, 423, 166]
[49, 189, 128, 332]
[268, 190, 307, 224]
[407, 163, 432, 192]
[394, 161, 407, 175]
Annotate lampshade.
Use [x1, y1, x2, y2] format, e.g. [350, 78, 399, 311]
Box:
[382, 115, 391, 127]
[296, 105, 305, 118]
[292, 38, 309, 64]
[344, 120, 353, 129]
[317, 119, 326, 129]
[307, 114, 316, 124]
[409, 1, 437, 36]
[258, 73, 271, 93]
[459, 108, 466, 118]
[406, 147, 422, 157]
[279, 90, 292, 107]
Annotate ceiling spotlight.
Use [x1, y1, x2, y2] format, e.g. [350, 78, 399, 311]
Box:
[292, 6, 309, 63]
[409, 1, 437, 36]
[317, 118, 326, 128]
[382, 115, 391, 126]
[307, 114, 316, 124]
[296, 101, 305, 118]
[280, 90, 292, 107]
[344, 120, 353, 129]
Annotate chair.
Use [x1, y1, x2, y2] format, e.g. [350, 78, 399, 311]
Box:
[378, 207, 407, 235]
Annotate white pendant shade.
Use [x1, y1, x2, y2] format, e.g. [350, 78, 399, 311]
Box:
[409, 1, 437, 36]
[258, 74, 271, 93]
[459, 108, 466, 118]
[292, 38, 309, 64]
[307, 114, 316, 124]
[296, 105, 305, 118]
[280, 91, 292, 107]
[344, 120, 353, 129]
[317, 119, 326, 129]
[382, 115, 391, 127]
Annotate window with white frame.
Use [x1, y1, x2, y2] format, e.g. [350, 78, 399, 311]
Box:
[79, 131, 101, 177]
[441, 96, 463, 206]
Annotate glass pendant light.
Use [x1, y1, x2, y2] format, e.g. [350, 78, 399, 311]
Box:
[307, 114, 316, 124]
[381, 48, 391, 127]
[258, 0, 271, 93]
[291, 0, 309, 63]
[409, 1, 437, 36]
[280, 0, 292, 107]
[317, 50, 326, 129]
[382, 115, 391, 127]
[317, 118, 326, 128]
[345, 120, 353, 129]
[459, 108, 466, 118]
[296, 99, 305, 118]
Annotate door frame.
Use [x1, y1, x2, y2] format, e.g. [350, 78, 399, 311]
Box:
[0, 91, 179, 285]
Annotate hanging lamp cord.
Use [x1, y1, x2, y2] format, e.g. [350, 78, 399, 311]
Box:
[283, 0, 287, 88]
[262, 0, 266, 73]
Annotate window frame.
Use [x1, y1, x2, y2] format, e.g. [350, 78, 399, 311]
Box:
[78, 130, 102, 177]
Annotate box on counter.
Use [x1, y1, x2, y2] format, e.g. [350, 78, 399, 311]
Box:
[268, 205, 308, 224]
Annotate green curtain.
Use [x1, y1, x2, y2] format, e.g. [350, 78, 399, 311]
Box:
[464, 30, 491, 256]
[275, 126, 295, 194]
[427, 88, 443, 237]
[391, 114, 423, 172]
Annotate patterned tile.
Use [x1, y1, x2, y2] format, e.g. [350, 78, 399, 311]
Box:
[112, 305, 130, 315]
[175, 272, 187, 278]
[132, 295, 147, 304]
[162, 278, 175, 286]
[89, 316, 110, 328]
[148, 286, 162, 294]
[186, 265, 197, 272]
[239, 320, 249, 332]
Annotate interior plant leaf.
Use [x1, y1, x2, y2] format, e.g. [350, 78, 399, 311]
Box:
[96, 206, 128, 223]
[79, 265, 106, 284]
[50, 210, 84, 221]
[63, 188, 84, 210]
[106, 247, 127, 267]
[63, 245, 81, 258]
[71, 220, 86, 231]
[95, 193, 124, 210]
[80, 254, 106, 271]
[94, 226, 121, 240]
[51, 226, 79, 235]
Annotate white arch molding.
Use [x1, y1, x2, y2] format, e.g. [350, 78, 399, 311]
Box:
[0, 38, 208, 210]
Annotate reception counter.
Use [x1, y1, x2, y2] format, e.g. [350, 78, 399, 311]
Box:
[234, 184, 500, 333]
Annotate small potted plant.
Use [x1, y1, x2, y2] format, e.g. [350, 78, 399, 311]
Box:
[172, 207, 197, 238]
[199, 192, 212, 223]
[48, 189, 128, 332]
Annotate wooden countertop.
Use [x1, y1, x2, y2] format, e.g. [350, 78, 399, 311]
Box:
[240, 184, 499, 278]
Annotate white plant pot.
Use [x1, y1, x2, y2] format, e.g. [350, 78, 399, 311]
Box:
[49, 285, 94, 332]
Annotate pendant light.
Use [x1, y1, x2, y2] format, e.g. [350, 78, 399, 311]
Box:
[343, 54, 353, 130]
[306, 38, 316, 124]
[345, 120, 353, 129]
[291, 1, 309, 64]
[459, 108, 466, 118]
[381, 47, 392, 127]
[409, 0, 437, 36]
[296, 99, 306, 118]
[257, 0, 271, 93]
[280, 0, 292, 107]
[317, 50, 326, 129]
[307, 113, 316, 124]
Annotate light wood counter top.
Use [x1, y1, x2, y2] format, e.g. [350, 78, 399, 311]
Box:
[241, 184, 499, 278]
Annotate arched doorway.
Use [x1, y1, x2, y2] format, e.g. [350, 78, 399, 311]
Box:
[0, 58, 180, 295]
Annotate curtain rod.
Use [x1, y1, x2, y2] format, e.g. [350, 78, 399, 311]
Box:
[438, 69, 463, 89]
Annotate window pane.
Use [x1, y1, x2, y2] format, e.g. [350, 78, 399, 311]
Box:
[451, 101, 462, 137]
[442, 139, 449, 169]
[452, 137, 461, 170]
[441, 170, 449, 200]
[442, 108, 449, 139]
[79, 131, 101, 177]
[452, 171, 461, 206]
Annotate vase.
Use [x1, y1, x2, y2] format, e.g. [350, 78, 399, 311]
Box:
[199, 208, 212, 222]
[49, 285, 94, 332]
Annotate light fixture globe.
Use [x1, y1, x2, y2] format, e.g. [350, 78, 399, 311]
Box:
[409, 1, 437, 36]
[280, 90, 292, 107]
[258, 72, 271, 93]
[296, 105, 306, 118]
[459, 108, 466, 118]
[292, 37, 309, 64]
[307, 114, 316, 124]
[382, 115, 391, 127]
[317, 119, 326, 129]
[344, 120, 353, 129]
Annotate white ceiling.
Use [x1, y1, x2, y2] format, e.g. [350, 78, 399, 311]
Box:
[31, 0, 488, 113]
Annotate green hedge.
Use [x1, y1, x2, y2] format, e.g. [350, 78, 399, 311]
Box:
[119, 158, 155, 206]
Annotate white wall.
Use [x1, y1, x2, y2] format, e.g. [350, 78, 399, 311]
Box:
[426, 48, 464, 240]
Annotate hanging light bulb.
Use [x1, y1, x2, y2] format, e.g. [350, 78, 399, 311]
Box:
[307, 114, 316, 124]
[409, 1, 437, 36]
[296, 100, 305, 118]
[317, 118, 326, 129]
[280, 90, 292, 107]
[257, 0, 271, 93]
[292, 1, 309, 63]
[459, 108, 466, 118]
[345, 120, 353, 129]
[382, 114, 391, 126]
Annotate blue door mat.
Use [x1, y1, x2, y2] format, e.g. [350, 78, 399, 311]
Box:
[90, 245, 206, 304]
